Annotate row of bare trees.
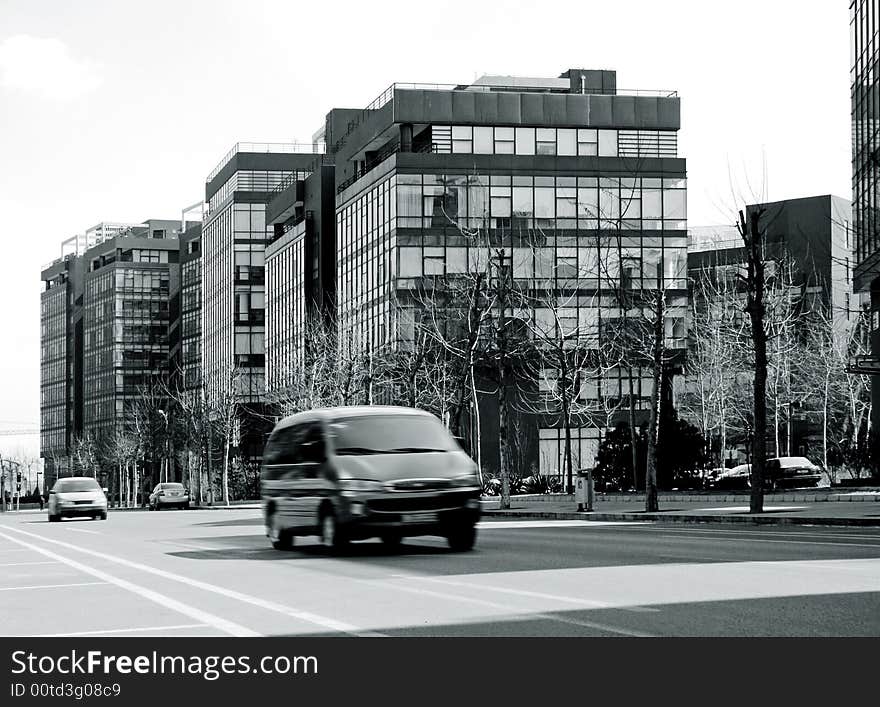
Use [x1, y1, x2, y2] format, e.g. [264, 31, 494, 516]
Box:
[52, 366, 246, 507]
[679, 210, 873, 511]
[266, 203, 683, 512]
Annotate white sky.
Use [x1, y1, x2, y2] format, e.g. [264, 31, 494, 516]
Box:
[0, 0, 852, 458]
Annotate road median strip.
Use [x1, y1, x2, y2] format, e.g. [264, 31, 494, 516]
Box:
[482, 509, 880, 527]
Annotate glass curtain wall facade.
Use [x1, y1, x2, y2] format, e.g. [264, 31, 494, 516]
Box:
[40, 271, 70, 475]
[202, 200, 268, 401]
[265, 222, 307, 395]
[180, 235, 202, 391]
[851, 0, 880, 430]
[82, 255, 173, 438]
[852, 0, 880, 270]
[332, 72, 685, 475]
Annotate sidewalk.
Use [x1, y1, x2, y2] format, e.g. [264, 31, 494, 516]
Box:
[480, 490, 880, 527]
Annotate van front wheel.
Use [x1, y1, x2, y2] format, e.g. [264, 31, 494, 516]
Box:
[267, 515, 294, 551]
[447, 523, 477, 552]
[320, 512, 348, 552]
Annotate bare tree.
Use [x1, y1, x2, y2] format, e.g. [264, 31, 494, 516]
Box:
[104, 430, 138, 507]
[212, 365, 242, 507]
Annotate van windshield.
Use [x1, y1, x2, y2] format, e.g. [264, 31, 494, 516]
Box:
[328, 415, 456, 455]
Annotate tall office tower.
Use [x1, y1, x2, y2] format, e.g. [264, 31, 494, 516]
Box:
[201, 143, 322, 458]
[179, 223, 203, 393]
[40, 219, 191, 487]
[851, 0, 880, 428]
[80, 220, 184, 440]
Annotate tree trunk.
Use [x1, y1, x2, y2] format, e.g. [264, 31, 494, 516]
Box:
[743, 210, 767, 514]
[498, 366, 511, 510]
[222, 432, 230, 507]
[822, 374, 829, 472]
[645, 293, 664, 513]
[560, 359, 574, 494]
[627, 368, 639, 491]
[206, 427, 215, 507]
[470, 366, 482, 472]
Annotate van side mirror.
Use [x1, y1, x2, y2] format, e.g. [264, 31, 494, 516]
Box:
[102, 487, 108, 494]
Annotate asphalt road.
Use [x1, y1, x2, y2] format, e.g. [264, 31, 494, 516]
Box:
[1, 508, 879, 637]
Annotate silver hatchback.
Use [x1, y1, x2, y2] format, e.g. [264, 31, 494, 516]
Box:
[48, 477, 108, 521]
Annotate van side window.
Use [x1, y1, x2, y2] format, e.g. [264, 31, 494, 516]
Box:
[264, 424, 303, 466]
[299, 422, 326, 467]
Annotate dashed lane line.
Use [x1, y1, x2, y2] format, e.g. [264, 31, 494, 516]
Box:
[619, 525, 880, 548]
[0, 529, 259, 637]
[0, 582, 108, 592]
[34, 624, 209, 637]
[402, 573, 613, 609]
[0, 561, 59, 567]
[478, 520, 650, 529]
[0, 524, 380, 637]
[363, 577, 655, 637]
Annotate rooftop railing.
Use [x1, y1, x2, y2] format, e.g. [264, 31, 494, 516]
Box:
[206, 142, 326, 182]
[332, 82, 678, 154]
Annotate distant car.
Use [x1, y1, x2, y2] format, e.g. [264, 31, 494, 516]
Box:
[712, 464, 752, 490]
[766, 456, 823, 490]
[148, 482, 190, 510]
[48, 477, 108, 521]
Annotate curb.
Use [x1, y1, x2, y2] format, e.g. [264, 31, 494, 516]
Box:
[484, 491, 880, 504]
[482, 509, 880, 527]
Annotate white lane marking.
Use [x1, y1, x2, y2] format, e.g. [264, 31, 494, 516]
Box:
[400, 558, 880, 612]
[0, 525, 372, 637]
[0, 582, 108, 592]
[0, 561, 59, 567]
[64, 527, 101, 535]
[34, 624, 208, 637]
[624, 526, 880, 549]
[478, 520, 650, 529]
[364, 578, 654, 637]
[153, 540, 217, 551]
[694, 506, 808, 512]
[0, 530, 259, 638]
[403, 574, 611, 609]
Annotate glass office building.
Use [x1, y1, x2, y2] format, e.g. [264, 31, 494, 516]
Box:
[179, 224, 202, 392]
[851, 0, 880, 426]
[329, 69, 688, 475]
[80, 221, 181, 439]
[201, 144, 321, 456]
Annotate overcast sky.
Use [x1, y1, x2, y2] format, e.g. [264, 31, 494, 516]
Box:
[0, 0, 852, 458]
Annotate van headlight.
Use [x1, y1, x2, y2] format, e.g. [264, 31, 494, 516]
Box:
[451, 472, 481, 488]
[339, 479, 386, 495]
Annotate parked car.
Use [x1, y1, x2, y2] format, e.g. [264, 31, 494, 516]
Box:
[711, 464, 752, 490]
[47, 477, 108, 521]
[148, 482, 190, 510]
[261, 406, 482, 553]
[766, 456, 823, 489]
